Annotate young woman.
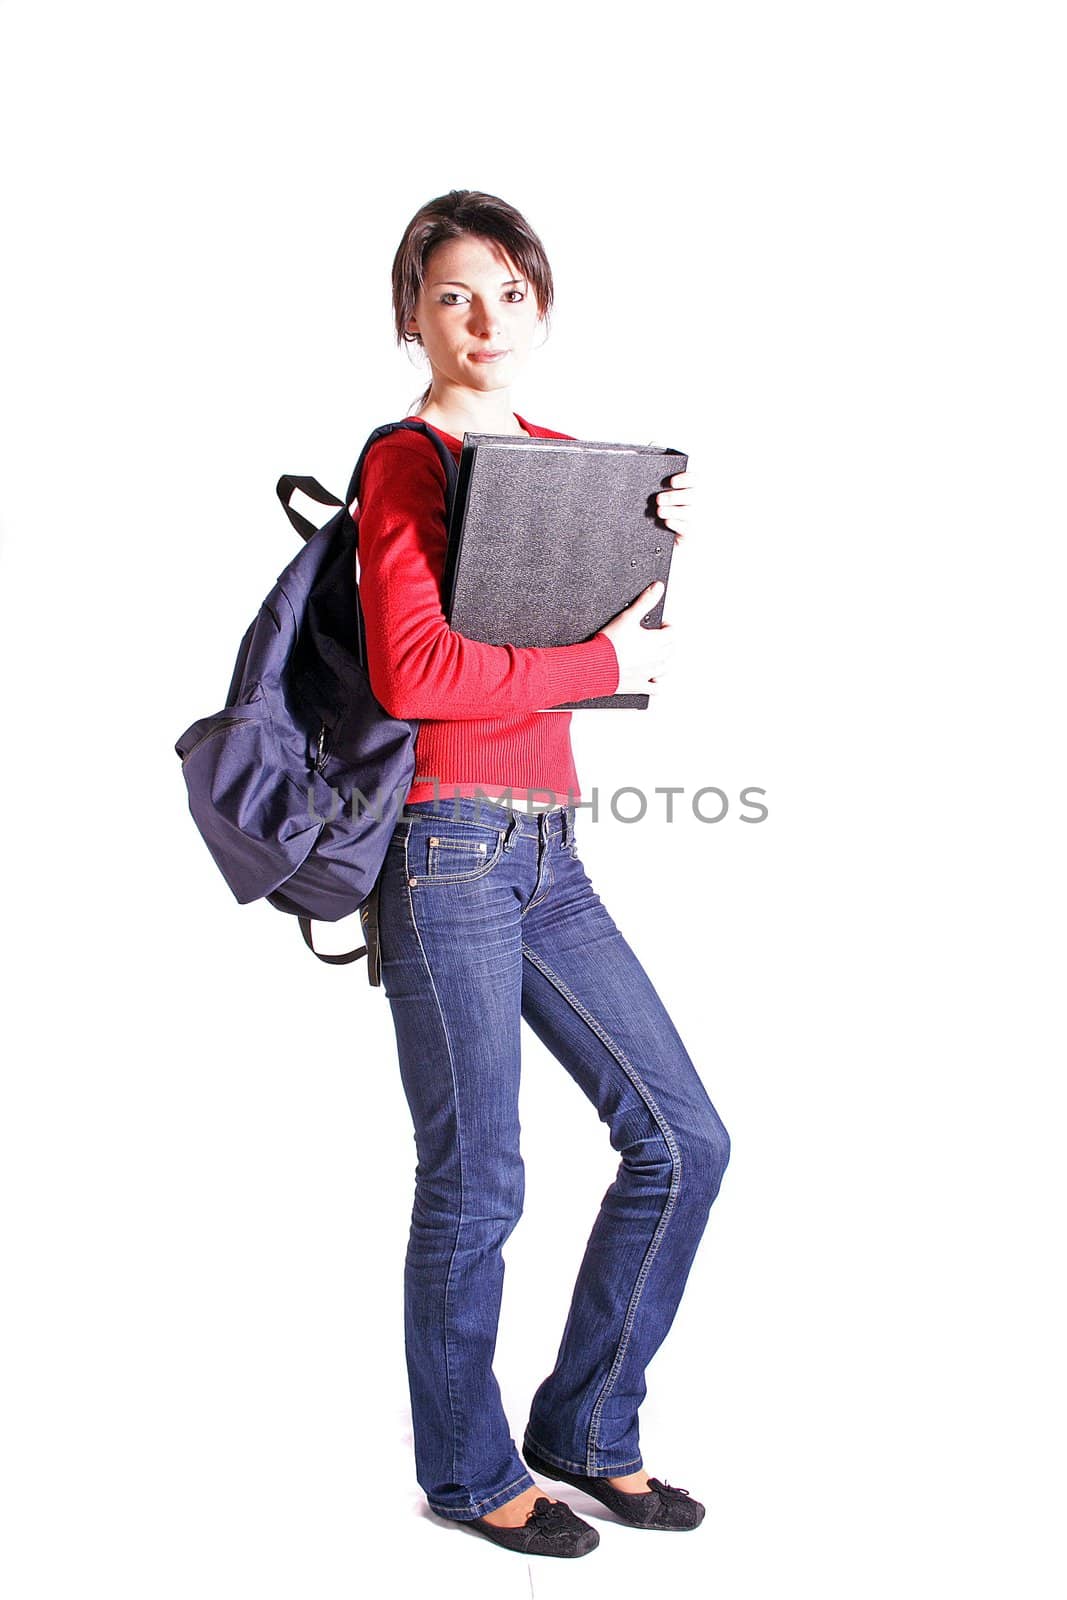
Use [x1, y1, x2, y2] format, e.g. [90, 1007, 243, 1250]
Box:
[355, 190, 731, 1559]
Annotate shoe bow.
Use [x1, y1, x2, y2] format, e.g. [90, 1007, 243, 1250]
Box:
[527, 1496, 573, 1533]
[647, 1477, 692, 1500]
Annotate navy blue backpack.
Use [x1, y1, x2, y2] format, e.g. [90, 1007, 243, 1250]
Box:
[174, 419, 459, 973]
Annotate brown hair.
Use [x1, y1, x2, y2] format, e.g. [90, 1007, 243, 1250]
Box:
[391, 189, 554, 412]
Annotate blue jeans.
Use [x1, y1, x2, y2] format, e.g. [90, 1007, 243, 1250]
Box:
[377, 795, 731, 1522]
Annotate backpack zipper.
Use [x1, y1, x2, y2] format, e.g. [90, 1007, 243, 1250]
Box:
[181, 715, 257, 762]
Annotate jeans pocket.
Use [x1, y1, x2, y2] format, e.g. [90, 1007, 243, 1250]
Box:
[418, 823, 506, 885]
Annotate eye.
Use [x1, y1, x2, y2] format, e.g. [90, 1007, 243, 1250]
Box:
[439, 292, 466, 305]
[504, 290, 526, 302]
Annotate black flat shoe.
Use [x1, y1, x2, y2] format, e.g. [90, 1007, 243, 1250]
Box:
[463, 1494, 600, 1557]
[522, 1443, 706, 1530]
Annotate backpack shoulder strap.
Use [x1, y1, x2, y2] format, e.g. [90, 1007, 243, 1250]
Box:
[345, 418, 460, 511]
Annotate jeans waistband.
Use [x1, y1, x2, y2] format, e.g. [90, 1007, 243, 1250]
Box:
[402, 795, 573, 841]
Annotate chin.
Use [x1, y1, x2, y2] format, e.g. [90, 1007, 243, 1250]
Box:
[470, 362, 519, 387]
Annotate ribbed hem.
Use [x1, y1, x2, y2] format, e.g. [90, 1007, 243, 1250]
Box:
[402, 634, 617, 805]
[405, 709, 580, 806]
[406, 779, 582, 805]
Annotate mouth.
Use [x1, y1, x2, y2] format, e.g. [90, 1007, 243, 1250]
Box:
[469, 349, 511, 363]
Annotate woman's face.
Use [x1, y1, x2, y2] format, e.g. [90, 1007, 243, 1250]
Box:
[406, 233, 543, 397]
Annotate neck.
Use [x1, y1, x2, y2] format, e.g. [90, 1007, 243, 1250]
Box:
[415, 380, 527, 438]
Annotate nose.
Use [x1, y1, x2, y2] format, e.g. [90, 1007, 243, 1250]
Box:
[468, 298, 503, 340]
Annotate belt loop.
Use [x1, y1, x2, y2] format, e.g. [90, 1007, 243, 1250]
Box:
[503, 815, 519, 851]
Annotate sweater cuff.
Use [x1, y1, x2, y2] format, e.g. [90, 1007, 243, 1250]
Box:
[588, 630, 621, 694]
[535, 629, 620, 709]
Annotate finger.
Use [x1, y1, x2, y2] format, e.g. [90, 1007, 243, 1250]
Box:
[658, 507, 692, 525]
[656, 496, 692, 517]
[659, 515, 694, 540]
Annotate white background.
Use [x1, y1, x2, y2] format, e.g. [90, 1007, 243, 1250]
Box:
[1, 2, 1063, 1596]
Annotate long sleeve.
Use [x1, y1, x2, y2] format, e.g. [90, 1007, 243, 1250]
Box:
[355, 431, 620, 721]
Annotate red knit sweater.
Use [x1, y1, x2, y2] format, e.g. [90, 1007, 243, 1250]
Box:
[355, 412, 620, 806]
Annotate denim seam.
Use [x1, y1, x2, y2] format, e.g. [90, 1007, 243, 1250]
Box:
[522, 1426, 642, 1477]
[519, 847, 554, 918]
[427, 1468, 536, 1522]
[404, 812, 503, 837]
[519, 941, 683, 1477]
[403, 822, 467, 1491]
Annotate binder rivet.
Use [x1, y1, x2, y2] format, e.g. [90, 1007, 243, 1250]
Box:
[429, 836, 439, 845]
[408, 876, 418, 886]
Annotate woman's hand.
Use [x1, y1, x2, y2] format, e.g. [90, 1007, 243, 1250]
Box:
[656, 471, 695, 543]
[599, 581, 675, 697]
